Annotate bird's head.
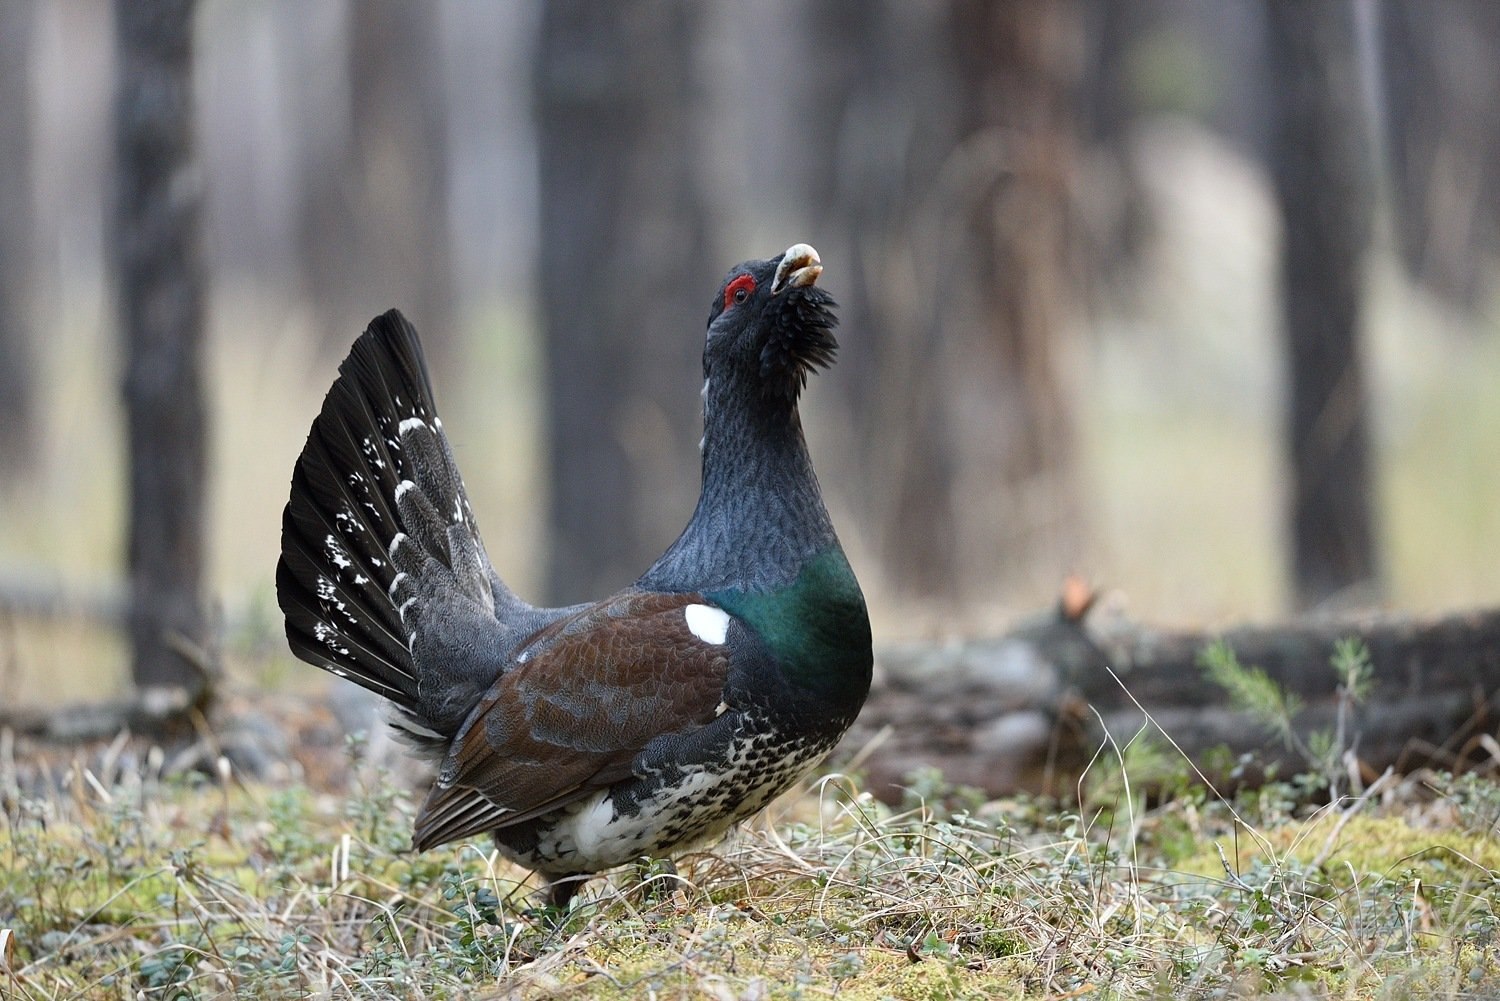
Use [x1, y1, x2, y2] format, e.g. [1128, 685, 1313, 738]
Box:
[703, 243, 839, 407]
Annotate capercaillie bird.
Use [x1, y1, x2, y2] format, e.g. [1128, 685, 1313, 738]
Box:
[276, 244, 872, 907]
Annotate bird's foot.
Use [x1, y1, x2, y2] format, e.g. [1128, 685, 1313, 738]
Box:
[523, 873, 589, 925]
[631, 858, 682, 904]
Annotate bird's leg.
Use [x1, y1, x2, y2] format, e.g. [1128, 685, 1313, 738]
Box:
[544, 873, 588, 911]
[632, 857, 680, 902]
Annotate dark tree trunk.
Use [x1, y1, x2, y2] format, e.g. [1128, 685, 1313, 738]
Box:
[1381, 0, 1500, 310]
[800, 1, 961, 599]
[940, 0, 1082, 599]
[1075, 0, 1153, 285]
[534, 0, 712, 604]
[0, 0, 36, 476]
[799, 1, 1082, 606]
[296, 1, 453, 355]
[1266, 1, 1379, 611]
[113, 0, 214, 707]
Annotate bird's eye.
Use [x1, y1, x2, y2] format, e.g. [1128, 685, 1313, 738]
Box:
[723, 274, 756, 311]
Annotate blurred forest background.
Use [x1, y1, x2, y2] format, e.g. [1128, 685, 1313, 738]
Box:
[1, 0, 1499, 708]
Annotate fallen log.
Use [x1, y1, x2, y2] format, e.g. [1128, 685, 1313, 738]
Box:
[0, 624, 217, 743]
[0, 686, 202, 742]
[8, 577, 1497, 802]
[845, 596, 1500, 801]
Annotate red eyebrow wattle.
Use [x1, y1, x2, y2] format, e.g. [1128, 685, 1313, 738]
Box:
[723, 274, 757, 311]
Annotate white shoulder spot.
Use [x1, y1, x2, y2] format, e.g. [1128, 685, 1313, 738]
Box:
[683, 603, 731, 645]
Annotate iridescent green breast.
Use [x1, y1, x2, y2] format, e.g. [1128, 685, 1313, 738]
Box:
[708, 548, 872, 707]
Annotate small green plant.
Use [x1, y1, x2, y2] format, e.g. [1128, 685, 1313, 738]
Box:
[1198, 639, 1303, 751]
[1198, 637, 1372, 800]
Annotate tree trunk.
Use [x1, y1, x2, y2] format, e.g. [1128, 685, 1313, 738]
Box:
[800, 1, 962, 601]
[295, 0, 453, 356]
[798, 1, 1082, 606]
[1381, 0, 1500, 310]
[534, 0, 712, 604]
[0, 0, 36, 476]
[1267, 1, 1379, 611]
[113, 0, 214, 712]
[939, 0, 1083, 601]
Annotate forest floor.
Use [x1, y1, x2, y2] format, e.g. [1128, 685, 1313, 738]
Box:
[2, 694, 1499, 1001]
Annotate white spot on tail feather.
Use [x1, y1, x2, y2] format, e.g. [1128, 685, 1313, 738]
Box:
[684, 604, 730, 645]
[325, 535, 352, 570]
[394, 480, 416, 501]
[399, 417, 427, 435]
[313, 621, 351, 657]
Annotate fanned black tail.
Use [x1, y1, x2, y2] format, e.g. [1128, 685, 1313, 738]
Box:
[277, 310, 526, 751]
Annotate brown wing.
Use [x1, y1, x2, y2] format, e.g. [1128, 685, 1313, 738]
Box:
[412, 590, 731, 850]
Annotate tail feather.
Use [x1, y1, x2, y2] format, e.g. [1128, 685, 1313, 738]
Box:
[276, 560, 411, 705]
[277, 505, 411, 679]
[278, 311, 493, 748]
[279, 310, 576, 750]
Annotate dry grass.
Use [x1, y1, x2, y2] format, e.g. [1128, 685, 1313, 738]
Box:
[2, 722, 1498, 1000]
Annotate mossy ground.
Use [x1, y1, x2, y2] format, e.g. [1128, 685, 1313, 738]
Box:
[2, 736, 1498, 1001]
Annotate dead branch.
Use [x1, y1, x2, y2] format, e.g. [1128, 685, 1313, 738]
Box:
[846, 601, 1500, 800]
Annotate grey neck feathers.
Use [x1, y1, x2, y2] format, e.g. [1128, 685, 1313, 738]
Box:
[639, 377, 836, 594]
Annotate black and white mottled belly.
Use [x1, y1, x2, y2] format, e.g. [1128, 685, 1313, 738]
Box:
[492, 714, 839, 877]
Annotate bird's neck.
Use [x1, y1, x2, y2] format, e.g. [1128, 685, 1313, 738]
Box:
[639, 385, 836, 594]
[641, 379, 871, 710]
